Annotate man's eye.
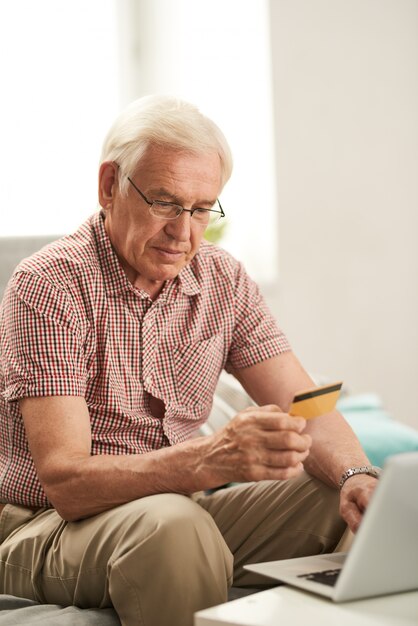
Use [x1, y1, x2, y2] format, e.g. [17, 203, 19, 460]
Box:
[156, 202, 174, 208]
[155, 202, 177, 211]
[151, 202, 180, 217]
[194, 208, 209, 214]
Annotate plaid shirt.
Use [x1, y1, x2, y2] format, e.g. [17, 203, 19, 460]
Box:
[0, 211, 290, 507]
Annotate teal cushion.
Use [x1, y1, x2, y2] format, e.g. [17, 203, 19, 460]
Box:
[338, 394, 418, 467]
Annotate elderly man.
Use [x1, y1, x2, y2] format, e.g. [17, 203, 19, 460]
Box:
[0, 96, 378, 626]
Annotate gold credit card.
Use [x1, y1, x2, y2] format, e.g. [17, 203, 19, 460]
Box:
[289, 381, 343, 419]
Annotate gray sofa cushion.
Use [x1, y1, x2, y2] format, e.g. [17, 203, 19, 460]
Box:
[0, 595, 119, 625]
[0, 235, 60, 299]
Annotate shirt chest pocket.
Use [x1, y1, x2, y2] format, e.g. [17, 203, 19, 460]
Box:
[168, 335, 225, 406]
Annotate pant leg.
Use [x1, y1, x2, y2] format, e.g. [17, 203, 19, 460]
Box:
[195, 471, 348, 586]
[0, 494, 233, 626]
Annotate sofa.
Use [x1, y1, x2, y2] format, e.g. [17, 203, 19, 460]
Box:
[1, 235, 418, 624]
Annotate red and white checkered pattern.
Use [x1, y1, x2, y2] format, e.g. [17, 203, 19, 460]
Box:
[0, 211, 290, 507]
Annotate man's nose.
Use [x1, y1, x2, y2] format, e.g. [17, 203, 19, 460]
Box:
[164, 210, 193, 240]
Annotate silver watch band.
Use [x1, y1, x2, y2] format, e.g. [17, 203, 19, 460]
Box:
[339, 465, 381, 489]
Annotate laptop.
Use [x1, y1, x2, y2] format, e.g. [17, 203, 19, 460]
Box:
[244, 452, 418, 602]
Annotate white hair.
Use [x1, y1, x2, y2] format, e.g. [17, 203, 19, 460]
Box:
[100, 94, 233, 194]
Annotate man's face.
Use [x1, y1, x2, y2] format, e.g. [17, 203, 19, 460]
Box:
[101, 145, 223, 298]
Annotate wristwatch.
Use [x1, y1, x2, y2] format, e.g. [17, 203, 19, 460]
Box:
[339, 465, 381, 489]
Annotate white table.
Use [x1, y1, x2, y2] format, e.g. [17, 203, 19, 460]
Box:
[194, 586, 418, 626]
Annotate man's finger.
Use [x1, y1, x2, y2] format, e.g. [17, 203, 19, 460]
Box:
[241, 411, 307, 433]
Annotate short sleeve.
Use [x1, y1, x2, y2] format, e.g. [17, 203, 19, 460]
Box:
[0, 272, 87, 402]
[225, 262, 291, 371]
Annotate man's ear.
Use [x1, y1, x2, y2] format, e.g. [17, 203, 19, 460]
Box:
[98, 162, 119, 211]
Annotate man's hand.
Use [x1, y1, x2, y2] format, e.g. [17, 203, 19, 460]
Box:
[339, 474, 379, 533]
[201, 405, 312, 485]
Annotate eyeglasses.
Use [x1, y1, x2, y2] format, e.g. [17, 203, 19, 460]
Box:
[127, 176, 225, 227]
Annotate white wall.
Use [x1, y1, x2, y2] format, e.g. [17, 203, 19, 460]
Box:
[268, 0, 418, 427]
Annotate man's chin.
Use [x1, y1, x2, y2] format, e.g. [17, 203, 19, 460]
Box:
[149, 263, 186, 282]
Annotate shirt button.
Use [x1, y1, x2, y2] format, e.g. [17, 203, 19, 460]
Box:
[145, 376, 152, 386]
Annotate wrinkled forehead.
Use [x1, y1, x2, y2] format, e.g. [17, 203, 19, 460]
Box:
[132, 144, 223, 194]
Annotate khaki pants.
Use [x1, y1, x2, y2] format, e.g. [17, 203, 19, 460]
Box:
[0, 472, 348, 626]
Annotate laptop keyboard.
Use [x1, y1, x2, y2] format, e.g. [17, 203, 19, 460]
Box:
[297, 568, 341, 587]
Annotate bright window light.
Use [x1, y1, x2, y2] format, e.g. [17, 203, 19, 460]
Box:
[0, 0, 119, 237]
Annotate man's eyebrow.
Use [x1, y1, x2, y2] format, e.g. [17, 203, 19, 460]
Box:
[149, 187, 217, 207]
[148, 187, 181, 203]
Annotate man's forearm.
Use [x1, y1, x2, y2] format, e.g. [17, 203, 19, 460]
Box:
[44, 409, 313, 522]
[19, 395, 232, 521]
[45, 435, 221, 521]
[19, 391, 314, 522]
[303, 410, 371, 488]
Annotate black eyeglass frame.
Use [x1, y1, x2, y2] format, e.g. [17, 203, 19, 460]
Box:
[126, 176, 225, 223]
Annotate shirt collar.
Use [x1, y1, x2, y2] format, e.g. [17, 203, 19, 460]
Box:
[177, 263, 201, 296]
[91, 211, 201, 299]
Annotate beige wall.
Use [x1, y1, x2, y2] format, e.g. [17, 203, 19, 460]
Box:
[268, 0, 418, 427]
